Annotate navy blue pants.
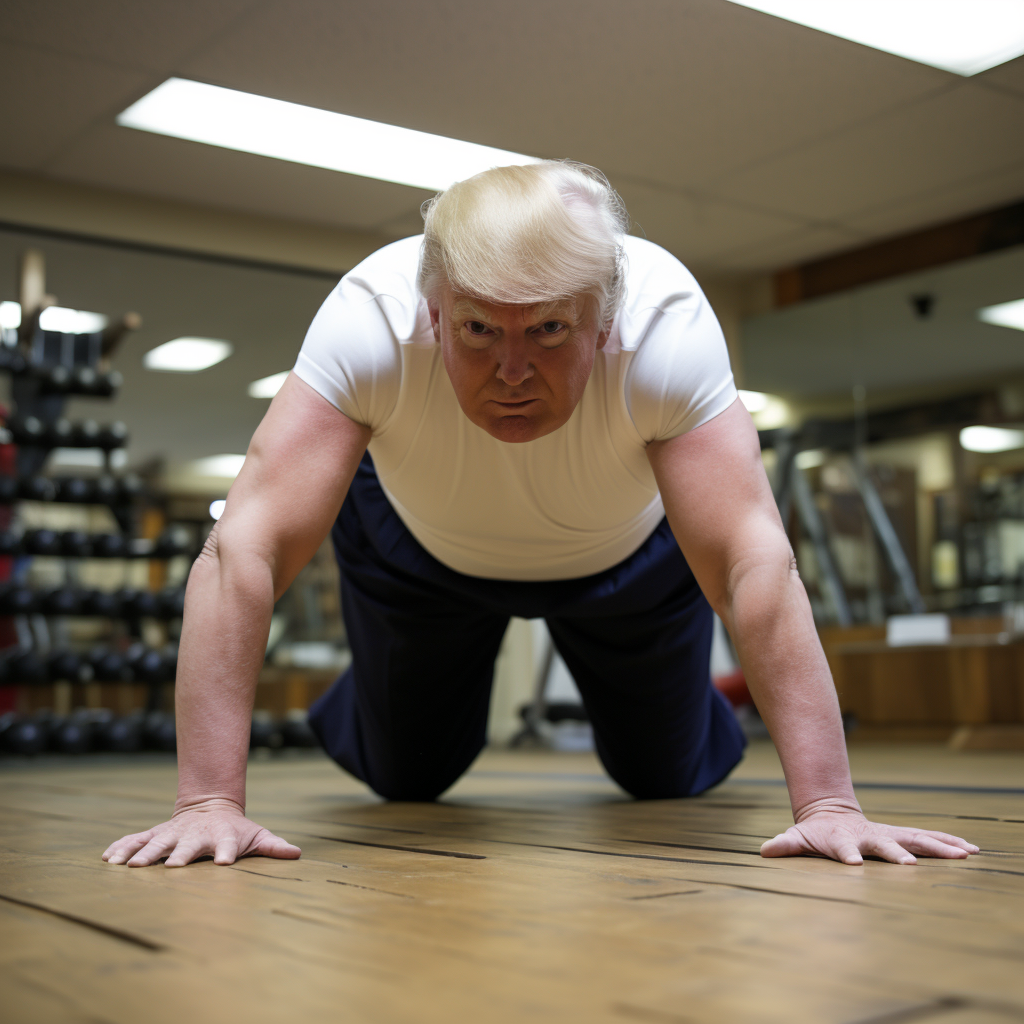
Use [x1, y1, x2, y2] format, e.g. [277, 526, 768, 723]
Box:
[308, 453, 746, 801]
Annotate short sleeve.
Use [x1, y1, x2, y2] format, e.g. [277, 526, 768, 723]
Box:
[623, 257, 737, 444]
[293, 238, 424, 432]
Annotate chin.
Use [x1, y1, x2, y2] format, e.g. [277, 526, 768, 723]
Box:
[483, 415, 552, 444]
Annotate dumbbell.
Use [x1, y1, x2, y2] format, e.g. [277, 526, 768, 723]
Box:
[0, 348, 27, 373]
[159, 588, 185, 618]
[82, 588, 122, 617]
[0, 477, 19, 503]
[0, 584, 37, 615]
[93, 370, 123, 398]
[97, 711, 143, 753]
[48, 649, 93, 683]
[116, 588, 160, 618]
[126, 643, 171, 684]
[91, 532, 127, 558]
[49, 712, 94, 754]
[0, 714, 48, 755]
[73, 420, 101, 447]
[0, 529, 21, 555]
[23, 529, 62, 556]
[38, 365, 71, 394]
[9, 416, 46, 445]
[154, 531, 189, 558]
[40, 586, 83, 615]
[143, 711, 176, 752]
[47, 419, 74, 447]
[54, 476, 93, 503]
[281, 712, 319, 749]
[93, 476, 119, 504]
[71, 367, 98, 394]
[88, 646, 133, 683]
[20, 477, 57, 502]
[117, 474, 145, 502]
[1, 649, 48, 684]
[250, 715, 282, 749]
[98, 422, 128, 449]
[60, 530, 93, 557]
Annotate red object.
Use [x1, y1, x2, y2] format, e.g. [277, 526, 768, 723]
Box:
[713, 668, 751, 708]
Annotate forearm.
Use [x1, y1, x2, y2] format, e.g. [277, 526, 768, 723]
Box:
[721, 558, 858, 818]
[174, 528, 275, 812]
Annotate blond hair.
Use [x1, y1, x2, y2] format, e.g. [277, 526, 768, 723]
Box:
[418, 161, 628, 327]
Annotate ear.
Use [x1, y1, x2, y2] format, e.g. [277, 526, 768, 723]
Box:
[596, 322, 611, 351]
[428, 298, 441, 344]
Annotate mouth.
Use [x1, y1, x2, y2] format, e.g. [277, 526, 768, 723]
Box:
[491, 398, 538, 410]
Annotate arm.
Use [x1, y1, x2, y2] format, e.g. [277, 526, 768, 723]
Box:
[103, 374, 371, 868]
[647, 398, 977, 865]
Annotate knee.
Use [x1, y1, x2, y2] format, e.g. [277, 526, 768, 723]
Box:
[364, 765, 454, 803]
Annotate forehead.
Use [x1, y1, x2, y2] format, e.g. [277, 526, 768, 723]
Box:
[448, 293, 577, 323]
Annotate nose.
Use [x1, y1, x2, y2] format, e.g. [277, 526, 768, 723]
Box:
[495, 336, 534, 387]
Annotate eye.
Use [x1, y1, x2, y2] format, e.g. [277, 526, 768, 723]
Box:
[459, 320, 495, 349]
[534, 321, 568, 348]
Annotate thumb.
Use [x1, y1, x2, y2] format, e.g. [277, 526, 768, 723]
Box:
[254, 832, 302, 859]
[760, 830, 806, 858]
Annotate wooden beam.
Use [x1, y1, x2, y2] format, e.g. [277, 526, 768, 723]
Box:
[774, 198, 1024, 306]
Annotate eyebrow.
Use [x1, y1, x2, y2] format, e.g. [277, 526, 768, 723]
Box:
[450, 298, 576, 325]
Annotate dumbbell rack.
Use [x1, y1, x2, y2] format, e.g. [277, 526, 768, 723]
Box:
[0, 253, 189, 756]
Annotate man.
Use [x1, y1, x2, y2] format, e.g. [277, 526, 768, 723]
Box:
[103, 162, 976, 869]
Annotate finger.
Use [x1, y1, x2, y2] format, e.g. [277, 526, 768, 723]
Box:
[127, 835, 177, 867]
[913, 830, 979, 854]
[899, 834, 970, 860]
[832, 841, 863, 866]
[760, 831, 806, 858]
[104, 833, 152, 864]
[213, 837, 240, 866]
[164, 843, 206, 868]
[252, 833, 302, 860]
[863, 836, 916, 865]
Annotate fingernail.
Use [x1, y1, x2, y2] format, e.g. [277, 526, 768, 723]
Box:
[108, 855, 123, 864]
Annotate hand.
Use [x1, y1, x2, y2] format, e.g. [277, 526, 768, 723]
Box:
[760, 798, 979, 865]
[102, 797, 301, 868]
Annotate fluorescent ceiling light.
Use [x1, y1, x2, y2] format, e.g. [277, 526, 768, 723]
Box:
[191, 454, 246, 478]
[795, 449, 826, 469]
[209, 499, 226, 520]
[248, 370, 289, 399]
[118, 78, 541, 191]
[738, 389, 770, 414]
[978, 298, 1024, 332]
[724, 1, 1024, 75]
[0, 301, 22, 330]
[144, 337, 232, 372]
[0, 301, 107, 333]
[960, 425, 1024, 453]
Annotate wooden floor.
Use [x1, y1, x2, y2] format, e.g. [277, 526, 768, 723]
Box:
[2, 742, 1024, 1024]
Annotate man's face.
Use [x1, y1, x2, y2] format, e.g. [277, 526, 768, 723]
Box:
[429, 284, 608, 444]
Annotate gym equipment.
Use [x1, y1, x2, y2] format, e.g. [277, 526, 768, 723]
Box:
[49, 713, 93, 754]
[1, 715, 48, 755]
[88, 646, 133, 683]
[59, 530, 93, 557]
[250, 715, 282, 749]
[97, 712, 144, 753]
[0, 584, 37, 615]
[47, 649, 92, 683]
[91, 532, 127, 558]
[40, 586, 82, 615]
[23, 529, 62, 555]
[143, 711, 176, 752]
[281, 712, 319, 749]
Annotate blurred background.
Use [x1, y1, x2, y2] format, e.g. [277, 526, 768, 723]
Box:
[1, 0, 1023, 758]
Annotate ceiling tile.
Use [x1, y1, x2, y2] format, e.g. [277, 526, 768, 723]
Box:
[181, 0, 951, 188]
[844, 160, 1024, 240]
[614, 179, 805, 270]
[44, 125, 435, 231]
[710, 82, 1024, 223]
[0, 39, 148, 169]
[976, 53, 1024, 98]
[0, 0, 255, 74]
[708, 224, 867, 273]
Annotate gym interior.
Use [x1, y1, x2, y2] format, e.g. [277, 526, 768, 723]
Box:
[2, 2, 1024, 1022]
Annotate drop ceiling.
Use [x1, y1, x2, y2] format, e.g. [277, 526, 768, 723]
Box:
[2, 0, 1023, 275]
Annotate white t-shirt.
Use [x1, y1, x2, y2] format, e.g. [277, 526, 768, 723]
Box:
[294, 234, 736, 581]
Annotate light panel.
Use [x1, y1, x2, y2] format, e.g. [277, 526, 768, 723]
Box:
[117, 78, 541, 191]
[725, 1, 1024, 75]
[960, 425, 1024, 453]
[978, 298, 1024, 332]
[248, 371, 289, 399]
[209, 499, 226, 520]
[795, 449, 826, 469]
[144, 337, 232, 372]
[191, 454, 246, 478]
[738, 389, 769, 413]
[0, 302, 108, 333]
